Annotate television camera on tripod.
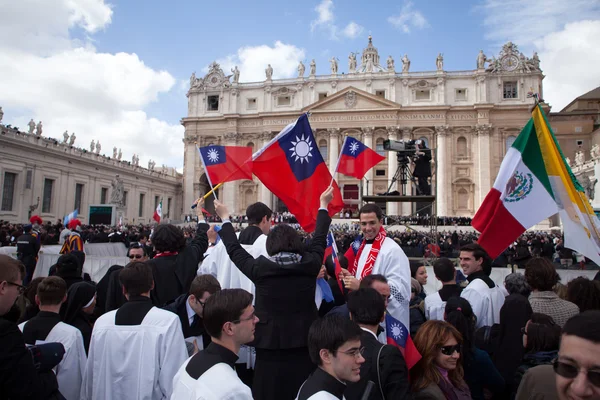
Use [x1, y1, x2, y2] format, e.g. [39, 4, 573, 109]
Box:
[381, 138, 432, 195]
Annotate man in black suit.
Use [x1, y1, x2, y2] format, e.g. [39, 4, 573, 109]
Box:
[412, 140, 431, 195]
[213, 187, 334, 400]
[345, 288, 411, 400]
[164, 274, 221, 352]
[0, 255, 62, 399]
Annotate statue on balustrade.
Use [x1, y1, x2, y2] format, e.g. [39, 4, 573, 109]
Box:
[28, 119, 36, 135]
[68, 132, 76, 146]
[110, 175, 125, 208]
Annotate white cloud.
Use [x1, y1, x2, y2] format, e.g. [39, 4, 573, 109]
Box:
[535, 20, 600, 111]
[0, 0, 184, 169]
[310, 0, 364, 40]
[208, 41, 306, 82]
[387, 1, 429, 33]
[342, 22, 364, 39]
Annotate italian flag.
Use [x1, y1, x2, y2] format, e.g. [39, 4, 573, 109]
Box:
[153, 198, 162, 223]
[473, 105, 600, 265]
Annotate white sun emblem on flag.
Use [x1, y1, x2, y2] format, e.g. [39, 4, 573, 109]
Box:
[207, 148, 219, 163]
[391, 322, 403, 340]
[289, 134, 313, 163]
[349, 141, 360, 155]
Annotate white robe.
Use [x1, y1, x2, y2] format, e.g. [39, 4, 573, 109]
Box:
[19, 320, 87, 400]
[461, 278, 505, 329]
[354, 236, 411, 332]
[423, 292, 445, 321]
[81, 307, 188, 400]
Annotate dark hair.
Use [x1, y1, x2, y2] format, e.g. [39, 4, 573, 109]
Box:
[324, 253, 348, 277]
[530, 312, 558, 326]
[307, 315, 362, 366]
[265, 224, 304, 256]
[119, 262, 153, 297]
[433, 258, 456, 282]
[504, 273, 532, 297]
[460, 243, 492, 275]
[0, 254, 25, 283]
[444, 297, 476, 362]
[128, 243, 148, 257]
[70, 251, 86, 273]
[37, 276, 67, 305]
[151, 224, 186, 253]
[246, 202, 272, 225]
[25, 277, 45, 305]
[410, 260, 425, 278]
[55, 253, 81, 277]
[525, 258, 559, 291]
[358, 203, 383, 221]
[566, 277, 600, 312]
[203, 289, 254, 340]
[347, 288, 386, 326]
[189, 274, 221, 299]
[525, 320, 561, 353]
[360, 274, 387, 289]
[562, 311, 600, 343]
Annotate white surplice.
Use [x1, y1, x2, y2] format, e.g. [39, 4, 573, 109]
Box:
[461, 278, 505, 329]
[81, 307, 188, 400]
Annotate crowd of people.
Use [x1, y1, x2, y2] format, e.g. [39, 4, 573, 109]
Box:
[1, 191, 600, 399]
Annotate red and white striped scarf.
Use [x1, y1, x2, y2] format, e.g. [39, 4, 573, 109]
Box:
[349, 226, 386, 279]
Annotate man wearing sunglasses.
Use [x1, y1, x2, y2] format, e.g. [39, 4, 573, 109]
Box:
[104, 243, 149, 312]
[516, 311, 600, 400]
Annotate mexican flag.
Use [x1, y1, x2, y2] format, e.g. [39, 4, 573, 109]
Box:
[473, 104, 600, 265]
[153, 198, 162, 223]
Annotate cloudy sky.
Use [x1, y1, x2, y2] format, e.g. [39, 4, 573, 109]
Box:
[1, 0, 599, 170]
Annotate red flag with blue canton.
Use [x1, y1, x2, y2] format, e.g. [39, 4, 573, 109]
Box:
[385, 313, 422, 370]
[198, 145, 253, 184]
[252, 114, 344, 232]
[343, 235, 363, 267]
[324, 232, 344, 293]
[337, 137, 385, 179]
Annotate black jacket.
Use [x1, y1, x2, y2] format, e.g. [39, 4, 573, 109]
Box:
[148, 222, 209, 307]
[412, 148, 432, 178]
[345, 330, 411, 400]
[163, 293, 211, 349]
[0, 318, 61, 399]
[219, 209, 330, 349]
[16, 233, 40, 265]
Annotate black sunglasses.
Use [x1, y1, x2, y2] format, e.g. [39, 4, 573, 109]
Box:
[6, 281, 26, 294]
[440, 344, 461, 356]
[554, 361, 600, 387]
[128, 254, 144, 259]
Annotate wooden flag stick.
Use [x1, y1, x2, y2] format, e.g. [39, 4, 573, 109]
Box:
[202, 182, 223, 200]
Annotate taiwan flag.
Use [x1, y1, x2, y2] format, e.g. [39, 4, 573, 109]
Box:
[385, 313, 422, 370]
[336, 137, 385, 179]
[344, 235, 363, 267]
[252, 114, 344, 232]
[199, 145, 253, 185]
[324, 232, 344, 293]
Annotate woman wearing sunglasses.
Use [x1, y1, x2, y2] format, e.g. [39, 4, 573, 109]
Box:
[412, 320, 472, 399]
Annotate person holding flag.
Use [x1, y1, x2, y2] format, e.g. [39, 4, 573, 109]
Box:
[153, 198, 162, 223]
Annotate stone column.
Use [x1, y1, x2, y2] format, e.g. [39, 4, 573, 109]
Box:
[400, 127, 413, 215]
[259, 132, 273, 208]
[389, 78, 396, 102]
[362, 127, 374, 195]
[327, 128, 341, 177]
[222, 132, 239, 213]
[476, 124, 492, 208]
[386, 126, 399, 216]
[435, 126, 450, 216]
[183, 136, 198, 217]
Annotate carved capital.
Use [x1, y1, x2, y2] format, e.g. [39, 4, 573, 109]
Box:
[184, 135, 198, 144]
[331, 80, 338, 89]
[402, 78, 409, 87]
[436, 77, 445, 86]
[260, 131, 273, 141]
[400, 126, 413, 139]
[264, 86, 272, 93]
[365, 79, 372, 87]
[231, 89, 239, 96]
[361, 127, 374, 138]
[223, 132, 239, 142]
[475, 124, 492, 136]
[327, 127, 341, 138]
[388, 78, 396, 86]
[435, 125, 451, 137]
[386, 126, 399, 138]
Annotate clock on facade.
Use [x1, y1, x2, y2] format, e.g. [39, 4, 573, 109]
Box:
[501, 55, 519, 72]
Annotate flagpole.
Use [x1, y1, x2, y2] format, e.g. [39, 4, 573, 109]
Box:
[196, 143, 218, 201]
[329, 136, 347, 186]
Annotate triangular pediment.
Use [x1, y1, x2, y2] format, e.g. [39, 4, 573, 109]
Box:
[302, 86, 401, 112]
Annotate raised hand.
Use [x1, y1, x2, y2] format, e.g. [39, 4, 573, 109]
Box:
[213, 199, 230, 221]
[320, 186, 334, 209]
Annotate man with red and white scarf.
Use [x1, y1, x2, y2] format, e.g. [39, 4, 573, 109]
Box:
[342, 203, 411, 333]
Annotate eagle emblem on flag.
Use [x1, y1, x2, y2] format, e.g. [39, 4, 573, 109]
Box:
[505, 171, 533, 203]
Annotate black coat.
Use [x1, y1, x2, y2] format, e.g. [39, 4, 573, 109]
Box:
[104, 266, 126, 313]
[0, 318, 61, 399]
[412, 148, 432, 178]
[345, 330, 411, 400]
[148, 222, 209, 307]
[163, 293, 211, 349]
[219, 209, 330, 350]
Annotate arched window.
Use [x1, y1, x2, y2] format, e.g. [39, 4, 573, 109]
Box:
[376, 138, 385, 156]
[506, 135, 516, 152]
[458, 188, 469, 210]
[419, 136, 429, 148]
[319, 139, 328, 160]
[244, 189, 254, 210]
[457, 136, 467, 157]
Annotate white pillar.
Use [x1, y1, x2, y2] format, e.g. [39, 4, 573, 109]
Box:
[182, 136, 198, 218]
[327, 128, 340, 178]
[362, 127, 374, 195]
[401, 127, 412, 215]
[435, 126, 450, 216]
[222, 132, 238, 214]
[386, 126, 399, 216]
[476, 124, 492, 207]
[259, 132, 273, 209]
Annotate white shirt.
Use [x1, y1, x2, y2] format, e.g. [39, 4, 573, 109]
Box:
[19, 320, 87, 400]
[185, 296, 195, 327]
[81, 306, 188, 400]
[461, 278, 505, 329]
[424, 292, 445, 321]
